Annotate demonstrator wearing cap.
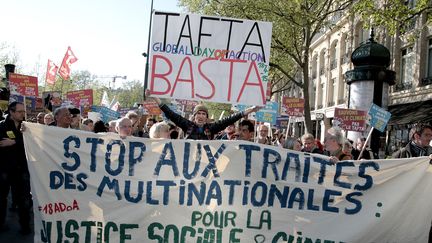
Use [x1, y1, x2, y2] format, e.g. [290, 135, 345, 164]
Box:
[145, 90, 261, 140]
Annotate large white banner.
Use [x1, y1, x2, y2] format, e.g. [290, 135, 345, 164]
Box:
[23, 122, 432, 242]
[148, 12, 272, 106]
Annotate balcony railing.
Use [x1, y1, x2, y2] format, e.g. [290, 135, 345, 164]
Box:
[421, 77, 432, 86]
[328, 101, 335, 107]
[394, 82, 412, 92]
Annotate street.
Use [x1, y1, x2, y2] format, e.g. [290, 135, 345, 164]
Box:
[0, 194, 34, 243]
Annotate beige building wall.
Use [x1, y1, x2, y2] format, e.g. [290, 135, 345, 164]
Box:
[286, 9, 432, 142]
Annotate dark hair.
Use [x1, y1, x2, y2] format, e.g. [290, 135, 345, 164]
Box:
[410, 123, 432, 140]
[8, 101, 23, 112]
[147, 118, 157, 123]
[239, 120, 254, 132]
[93, 120, 107, 133]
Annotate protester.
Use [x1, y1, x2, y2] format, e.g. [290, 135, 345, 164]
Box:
[93, 120, 108, 133]
[283, 137, 302, 151]
[342, 139, 354, 158]
[301, 133, 323, 154]
[392, 124, 432, 158]
[108, 120, 117, 133]
[255, 124, 272, 145]
[43, 113, 54, 125]
[125, 111, 140, 137]
[36, 112, 45, 124]
[0, 102, 32, 235]
[273, 131, 285, 147]
[352, 137, 374, 160]
[324, 127, 352, 163]
[143, 118, 157, 138]
[145, 89, 261, 140]
[390, 124, 432, 243]
[116, 117, 132, 139]
[69, 108, 82, 130]
[238, 120, 254, 141]
[168, 123, 180, 139]
[149, 121, 170, 139]
[53, 107, 72, 128]
[215, 124, 237, 140]
[82, 118, 94, 131]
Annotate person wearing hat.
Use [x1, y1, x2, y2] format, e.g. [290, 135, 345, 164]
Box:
[145, 89, 261, 140]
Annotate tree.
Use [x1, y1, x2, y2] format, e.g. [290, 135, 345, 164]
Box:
[0, 42, 21, 79]
[179, 0, 352, 133]
[352, 0, 431, 36]
[116, 80, 144, 108]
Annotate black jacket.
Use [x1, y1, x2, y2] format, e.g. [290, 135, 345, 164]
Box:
[0, 115, 27, 170]
[160, 104, 244, 140]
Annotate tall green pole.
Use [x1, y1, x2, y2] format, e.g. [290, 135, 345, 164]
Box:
[143, 0, 154, 100]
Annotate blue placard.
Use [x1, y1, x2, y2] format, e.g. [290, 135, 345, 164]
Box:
[276, 115, 290, 128]
[255, 101, 278, 125]
[91, 106, 120, 123]
[367, 103, 391, 132]
[235, 102, 279, 125]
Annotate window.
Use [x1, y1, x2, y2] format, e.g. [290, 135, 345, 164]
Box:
[328, 78, 336, 106]
[318, 83, 324, 109]
[330, 42, 338, 70]
[400, 46, 414, 88]
[310, 80, 316, 110]
[319, 50, 326, 76]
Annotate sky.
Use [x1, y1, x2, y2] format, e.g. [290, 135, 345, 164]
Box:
[2, 0, 182, 88]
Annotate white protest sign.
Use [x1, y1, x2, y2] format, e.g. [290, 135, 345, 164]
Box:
[148, 12, 272, 106]
[23, 122, 432, 242]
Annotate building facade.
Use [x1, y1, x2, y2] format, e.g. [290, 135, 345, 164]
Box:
[283, 8, 432, 156]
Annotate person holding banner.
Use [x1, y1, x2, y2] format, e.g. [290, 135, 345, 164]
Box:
[324, 127, 352, 163]
[390, 124, 432, 242]
[301, 133, 324, 154]
[0, 102, 32, 235]
[392, 124, 432, 158]
[149, 121, 170, 139]
[52, 107, 72, 128]
[283, 137, 302, 151]
[115, 117, 133, 139]
[145, 90, 261, 140]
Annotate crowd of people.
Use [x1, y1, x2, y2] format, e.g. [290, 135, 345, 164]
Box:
[0, 94, 431, 236]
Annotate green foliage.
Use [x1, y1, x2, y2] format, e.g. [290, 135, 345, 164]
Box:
[204, 102, 232, 120]
[352, 0, 431, 35]
[0, 42, 21, 80]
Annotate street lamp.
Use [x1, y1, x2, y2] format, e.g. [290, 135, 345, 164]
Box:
[111, 75, 127, 90]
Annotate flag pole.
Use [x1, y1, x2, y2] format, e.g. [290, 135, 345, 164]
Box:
[143, 0, 154, 100]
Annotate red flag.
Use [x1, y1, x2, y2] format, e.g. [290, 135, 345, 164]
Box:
[45, 59, 59, 85]
[58, 46, 78, 80]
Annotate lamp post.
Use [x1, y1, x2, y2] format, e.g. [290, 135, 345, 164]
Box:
[143, 0, 154, 100]
[110, 75, 127, 90]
